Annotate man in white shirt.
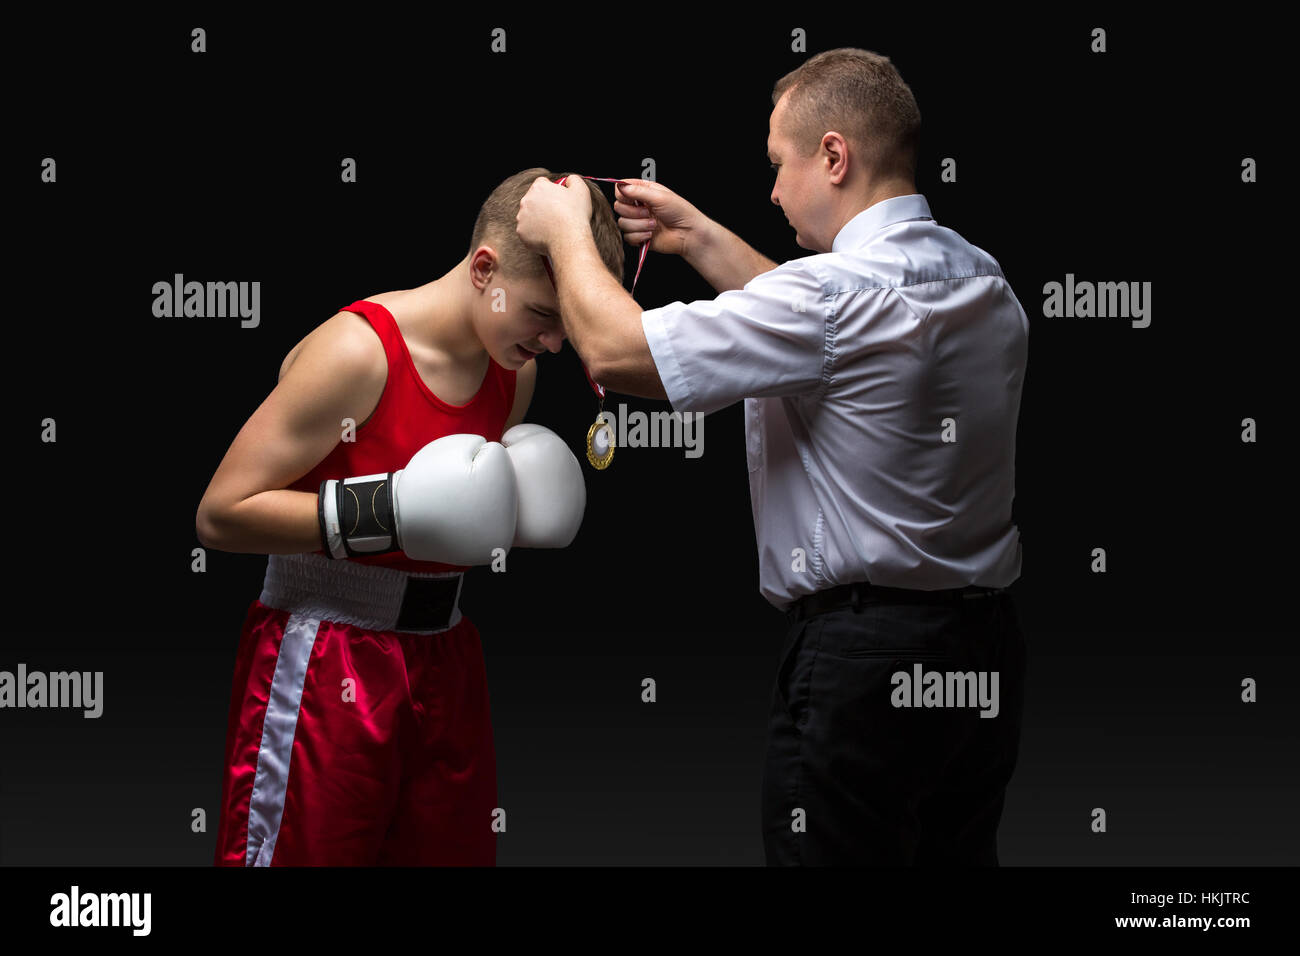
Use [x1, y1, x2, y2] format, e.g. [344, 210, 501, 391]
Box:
[516, 47, 1029, 866]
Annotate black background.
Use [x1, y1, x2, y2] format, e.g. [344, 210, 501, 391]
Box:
[4, 10, 1294, 875]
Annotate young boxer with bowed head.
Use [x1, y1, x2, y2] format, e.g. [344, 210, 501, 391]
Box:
[195, 168, 624, 866]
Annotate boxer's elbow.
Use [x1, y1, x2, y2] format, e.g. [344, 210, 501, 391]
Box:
[195, 499, 230, 551]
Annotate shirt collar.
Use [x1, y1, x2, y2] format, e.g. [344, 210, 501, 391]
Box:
[831, 194, 933, 253]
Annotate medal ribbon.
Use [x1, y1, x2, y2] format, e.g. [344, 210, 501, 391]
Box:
[539, 175, 650, 400]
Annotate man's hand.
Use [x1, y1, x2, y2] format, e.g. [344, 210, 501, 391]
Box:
[613, 179, 706, 258]
[618, 178, 776, 294]
[516, 175, 593, 255]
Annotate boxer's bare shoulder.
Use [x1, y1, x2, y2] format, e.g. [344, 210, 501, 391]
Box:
[279, 308, 384, 383]
[364, 289, 406, 311]
[358, 288, 495, 409]
[276, 310, 388, 428]
[196, 311, 391, 540]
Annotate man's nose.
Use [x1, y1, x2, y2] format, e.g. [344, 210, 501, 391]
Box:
[771, 188, 780, 207]
[539, 328, 566, 353]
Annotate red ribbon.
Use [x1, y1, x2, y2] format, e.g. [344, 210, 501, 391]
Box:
[539, 175, 650, 400]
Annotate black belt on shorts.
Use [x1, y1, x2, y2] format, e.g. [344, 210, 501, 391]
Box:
[395, 575, 462, 632]
[785, 580, 1007, 625]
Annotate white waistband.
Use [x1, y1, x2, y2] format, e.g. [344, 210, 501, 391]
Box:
[258, 552, 464, 635]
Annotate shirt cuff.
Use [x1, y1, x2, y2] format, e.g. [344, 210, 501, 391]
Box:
[640, 304, 695, 412]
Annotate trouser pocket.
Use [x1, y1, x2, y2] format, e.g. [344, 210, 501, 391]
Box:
[774, 616, 820, 730]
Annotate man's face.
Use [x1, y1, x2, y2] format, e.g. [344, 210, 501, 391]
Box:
[768, 92, 833, 252]
[471, 253, 567, 369]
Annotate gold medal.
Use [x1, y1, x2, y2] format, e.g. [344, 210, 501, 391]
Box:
[586, 415, 615, 470]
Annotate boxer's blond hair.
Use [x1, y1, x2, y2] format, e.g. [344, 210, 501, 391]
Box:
[773, 48, 922, 183]
[469, 168, 625, 282]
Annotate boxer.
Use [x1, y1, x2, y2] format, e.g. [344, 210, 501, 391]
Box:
[196, 167, 624, 866]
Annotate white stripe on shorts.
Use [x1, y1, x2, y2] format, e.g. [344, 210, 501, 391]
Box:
[245, 611, 320, 867]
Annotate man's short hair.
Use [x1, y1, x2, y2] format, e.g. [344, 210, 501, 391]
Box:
[468, 168, 625, 283]
[772, 48, 922, 183]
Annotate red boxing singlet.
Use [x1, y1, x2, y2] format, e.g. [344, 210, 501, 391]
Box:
[291, 299, 517, 573]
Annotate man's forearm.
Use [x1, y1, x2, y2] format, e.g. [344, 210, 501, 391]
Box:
[550, 228, 666, 399]
[550, 228, 637, 370]
[685, 218, 779, 293]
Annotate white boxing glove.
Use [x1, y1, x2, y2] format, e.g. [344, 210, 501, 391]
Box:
[393, 434, 518, 564]
[500, 424, 586, 548]
[317, 434, 517, 565]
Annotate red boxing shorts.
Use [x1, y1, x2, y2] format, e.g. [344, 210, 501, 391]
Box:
[213, 552, 497, 866]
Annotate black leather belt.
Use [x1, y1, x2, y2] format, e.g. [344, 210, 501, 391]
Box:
[395, 575, 462, 632]
[786, 581, 1007, 624]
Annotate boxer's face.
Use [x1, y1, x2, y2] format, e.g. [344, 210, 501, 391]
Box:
[471, 258, 566, 369]
[768, 91, 834, 252]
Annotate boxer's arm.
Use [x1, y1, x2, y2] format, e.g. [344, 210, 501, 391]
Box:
[195, 311, 387, 554]
[502, 358, 536, 431]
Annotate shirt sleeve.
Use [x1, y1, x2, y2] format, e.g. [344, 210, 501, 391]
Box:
[640, 260, 828, 415]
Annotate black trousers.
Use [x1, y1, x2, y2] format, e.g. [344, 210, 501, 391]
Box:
[762, 591, 1026, 865]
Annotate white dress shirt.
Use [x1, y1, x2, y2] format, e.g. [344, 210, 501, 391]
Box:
[641, 194, 1028, 609]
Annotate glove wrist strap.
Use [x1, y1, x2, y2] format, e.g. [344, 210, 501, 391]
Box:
[318, 473, 398, 559]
